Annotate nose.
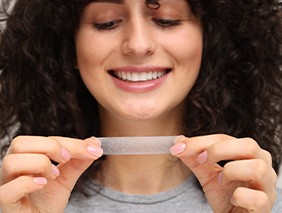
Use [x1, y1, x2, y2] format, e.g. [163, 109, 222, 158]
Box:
[121, 19, 155, 57]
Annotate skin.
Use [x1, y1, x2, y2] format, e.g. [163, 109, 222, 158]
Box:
[0, 0, 277, 212]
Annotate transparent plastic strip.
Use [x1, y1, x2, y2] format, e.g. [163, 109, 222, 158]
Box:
[98, 136, 177, 155]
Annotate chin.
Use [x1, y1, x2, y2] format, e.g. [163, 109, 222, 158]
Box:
[120, 108, 166, 121]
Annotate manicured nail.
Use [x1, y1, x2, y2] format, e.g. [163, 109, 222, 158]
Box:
[87, 145, 103, 157]
[33, 177, 48, 185]
[52, 164, 60, 177]
[170, 143, 186, 156]
[218, 172, 223, 185]
[197, 150, 208, 164]
[61, 147, 71, 161]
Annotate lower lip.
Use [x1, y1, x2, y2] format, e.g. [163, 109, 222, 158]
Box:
[110, 73, 170, 93]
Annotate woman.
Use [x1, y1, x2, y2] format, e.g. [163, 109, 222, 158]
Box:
[0, 0, 281, 212]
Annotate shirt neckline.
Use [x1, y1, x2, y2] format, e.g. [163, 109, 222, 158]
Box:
[84, 175, 198, 204]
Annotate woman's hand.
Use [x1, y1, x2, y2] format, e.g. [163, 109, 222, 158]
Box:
[0, 136, 103, 213]
[170, 134, 277, 213]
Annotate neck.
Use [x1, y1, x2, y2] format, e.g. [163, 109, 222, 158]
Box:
[96, 104, 191, 194]
[99, 155, 191, 194]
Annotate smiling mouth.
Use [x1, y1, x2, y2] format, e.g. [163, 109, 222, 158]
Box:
[108, 69, 172, 82]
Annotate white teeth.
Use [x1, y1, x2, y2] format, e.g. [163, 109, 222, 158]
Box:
[114, 71, 167, 82]
[140, 72, 147, 81]
[122, 72, 127, 80]
[152, 72, 158, 79]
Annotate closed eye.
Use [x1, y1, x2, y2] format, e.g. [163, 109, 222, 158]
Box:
[152, 18, 183, 28]
[93, 19, 122, 30]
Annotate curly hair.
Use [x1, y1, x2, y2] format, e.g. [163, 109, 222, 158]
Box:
[0, 0, 281, 192]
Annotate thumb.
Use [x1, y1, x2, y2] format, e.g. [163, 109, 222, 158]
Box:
[51, 137, 103, 192]
[56, 158, 96, 191]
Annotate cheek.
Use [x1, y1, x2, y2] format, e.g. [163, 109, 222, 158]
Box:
[76, 30, 113, 72]
[176, 39, 202, 65]
[162, 27, 203, 66]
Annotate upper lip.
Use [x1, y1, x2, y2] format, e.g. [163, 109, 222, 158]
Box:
[108, 66, 172, 73]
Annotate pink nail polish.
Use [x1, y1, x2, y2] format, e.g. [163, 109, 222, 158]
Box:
[52, 164, 60, 177]
[170, 143, 186, 156]
[61, 147, 71, 161]
[87, 145, 103, 157]
[33, 177, 48, 185]
[218, 172, 223, 185]
[197, 150, 208, 164]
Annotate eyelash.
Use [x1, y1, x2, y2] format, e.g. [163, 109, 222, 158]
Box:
[153, 18, 183, 28]
[93, 20, 122, 30]
[93, 18, 183, 31]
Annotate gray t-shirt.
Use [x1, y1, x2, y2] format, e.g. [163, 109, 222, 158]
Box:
[66, 176, 282, 212]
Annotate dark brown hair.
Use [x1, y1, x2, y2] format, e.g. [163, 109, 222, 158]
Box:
[0, 0, 281, 193]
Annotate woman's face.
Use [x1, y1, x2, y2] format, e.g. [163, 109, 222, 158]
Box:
[76, 0, 203, 121]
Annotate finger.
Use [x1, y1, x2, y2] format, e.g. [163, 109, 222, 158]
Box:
[1, 154, 59, 183]
[55, 158, 96, 192]
[231, 187, 271, 213]
[49, 136, 103, 160]
[202, 138, 272, 166]
[50, 137, 104, 192]
[221, 159, 276, 196]
[170, 134, 234, 186]
[0, 176, 47, 208]
[171, 134, 235, 167]
[7, 136, 103, 163]
[7, 136, 72, 163]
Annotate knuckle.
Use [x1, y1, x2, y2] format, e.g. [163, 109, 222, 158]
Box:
[44, 140, 61, 157]
[1, 155, 15, 174]
[262, 150, 272, 164]
[252, 159, 268, 181]
[9, 136, 26, 153]
[272, 168, 278, 184]
[242, 138, 259, 156]
[217, 133, 231, 141]
[37, 157, 52, 172]
[253, 192, 269, 210]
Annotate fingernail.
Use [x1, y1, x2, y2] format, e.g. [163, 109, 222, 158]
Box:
[87, 145, 103, 157]
[218, 172, 223, 185]
[197, 150, 208, 164]
[61, 147, 71, 161]
[33, 177, 48, 185]
[52, 164, 60, 177]
[170, 143, 186, 156]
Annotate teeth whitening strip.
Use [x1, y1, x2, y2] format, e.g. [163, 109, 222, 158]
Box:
[98, 136, 178, 155]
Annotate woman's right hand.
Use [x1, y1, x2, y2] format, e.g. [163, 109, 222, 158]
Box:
[0, 136, 103, 213]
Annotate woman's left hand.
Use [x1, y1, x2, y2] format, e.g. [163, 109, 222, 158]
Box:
[170, 134, 277, 213]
